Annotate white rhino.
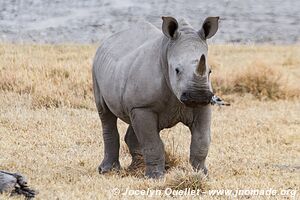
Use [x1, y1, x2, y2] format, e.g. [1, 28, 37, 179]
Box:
[92, 16, 219, 178]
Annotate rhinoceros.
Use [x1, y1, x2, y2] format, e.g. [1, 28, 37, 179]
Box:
[92, 16, 219, 178]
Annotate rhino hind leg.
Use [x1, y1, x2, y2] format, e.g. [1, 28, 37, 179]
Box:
[125, 125, 144, 170]
[93, 75, 120, 173]
[94, 90, 121, 174]
[97, 110, 121, 174]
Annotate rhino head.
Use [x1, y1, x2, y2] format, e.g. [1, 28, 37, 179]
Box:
[162, 16, 219, 107]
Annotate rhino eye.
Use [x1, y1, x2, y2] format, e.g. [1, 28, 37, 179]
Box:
[209, 69, 212, 74]
[175, 68, 180, 75]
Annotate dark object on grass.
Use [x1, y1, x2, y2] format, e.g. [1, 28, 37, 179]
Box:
[0, 170, 36, 199]
[210, 95, 230, 106]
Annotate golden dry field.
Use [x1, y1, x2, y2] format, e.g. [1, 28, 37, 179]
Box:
[0, 44, 299, 199]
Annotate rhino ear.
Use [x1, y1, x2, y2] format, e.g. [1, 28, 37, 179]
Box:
[198, 16, 219, 39]
[162, 16, 179, 39]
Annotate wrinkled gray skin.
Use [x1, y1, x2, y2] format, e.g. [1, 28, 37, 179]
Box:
[92, 16, 219, 178]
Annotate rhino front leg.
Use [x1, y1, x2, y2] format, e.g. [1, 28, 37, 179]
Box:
[189, 105, 211, 175]
[98, 111, 120, 173]
[130, 109, 165, 178]
[125, 125, 144, 170]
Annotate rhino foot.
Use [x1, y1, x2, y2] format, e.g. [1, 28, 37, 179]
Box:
[128, 154, 144, 170]
[98, 159, 121, 174]
[145, 165, 165, 179]
[197, 166, 208, 176]
[191, 161, 208, 176]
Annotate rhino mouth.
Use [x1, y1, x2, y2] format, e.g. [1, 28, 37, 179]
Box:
[180, 91, 213, 107]
[182, 99, 211, 107]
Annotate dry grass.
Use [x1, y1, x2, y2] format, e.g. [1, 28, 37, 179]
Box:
[0, 44, 94, 109]
[0, 44, 299, 199]
[163, 169, 208, 191]
[209, 44, 300, 100]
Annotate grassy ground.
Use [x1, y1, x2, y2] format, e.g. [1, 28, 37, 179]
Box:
[0, 44, 299, 199]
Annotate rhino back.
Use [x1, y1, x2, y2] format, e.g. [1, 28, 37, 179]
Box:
[98, 21, 160, 62]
